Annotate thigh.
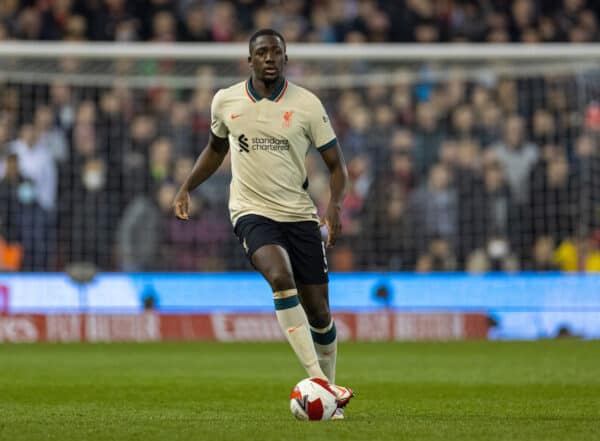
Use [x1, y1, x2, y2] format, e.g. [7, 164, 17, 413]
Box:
[234, 214, 287, 260]
[234, 214, 295, 291]
[252, 244, 295, 291]
[283, 221, 329, 285]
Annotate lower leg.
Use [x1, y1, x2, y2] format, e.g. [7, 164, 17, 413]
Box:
[273, 289, 326, 379]
[297, 283, 338, 383]
[252, 245, 326, 380]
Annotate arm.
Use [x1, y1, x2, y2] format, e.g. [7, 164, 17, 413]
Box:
[319, 143, 349, 248]
[173, 132, 229, 220]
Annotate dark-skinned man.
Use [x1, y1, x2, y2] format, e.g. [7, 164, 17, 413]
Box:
[173, 29, 353, 419]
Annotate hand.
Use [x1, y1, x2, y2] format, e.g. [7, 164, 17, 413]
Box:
[173, 190, 190, 220]
[320, 203, 342, 248]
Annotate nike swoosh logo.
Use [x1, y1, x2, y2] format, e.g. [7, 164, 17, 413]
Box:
[231, 114, 242, 119]
[287, 324, 303, 334]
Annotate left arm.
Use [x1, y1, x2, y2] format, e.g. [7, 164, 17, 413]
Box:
[319, 143, 348, 248]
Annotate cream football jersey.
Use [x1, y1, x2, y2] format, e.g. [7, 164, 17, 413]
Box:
[210, 78, 337, 226]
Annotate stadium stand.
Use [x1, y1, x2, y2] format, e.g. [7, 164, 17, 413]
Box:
[0, 1, 599, 272]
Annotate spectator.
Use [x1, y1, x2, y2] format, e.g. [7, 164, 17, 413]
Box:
[151, 11, 176, 42]
[16, 7, 42, 40]
[39, 0, 74, 40]
[167, 102, 195, 157]
[33, 105, 68, 163]
[49, 80, 76, 131]
[492, 115, 538, 204]
[464, 238, 519, 273]
[406, 163, 458, 256]
[361, 173, 412, 270]
[528, 236, 560, 271]
[416, 237, 457, 272]
[149, 137, 173, 186]
[210, 1, 237, 42]
[63, 15, 88, 41]
[454, 139, 484, 260]
[480, 159, 516, 246]
[532, 109, 557, 146]
[179, 3, 211, 42]
[122, 114, 156, 205]
[412, 101, 445, 178]
[10, 124, 57, 212]
[117, 181, 173, 271]
[60, 157, 114, 269]
[341, 106, 372, 161]
[98, 90, 128, 176]
[0, 152, 48, 270]
[451, 104, 477, 140]
[88, 0, 135, 41]
[510, 0, 537, 42]
[163, 194, 231, 271]
[554, 232, 600, 272]
[0, 154, 25, 255]
[478, 102, 503, 147]
[0, 21, 11, 40]
[573, 134, 600, 232]
[529, 154, 577, 241]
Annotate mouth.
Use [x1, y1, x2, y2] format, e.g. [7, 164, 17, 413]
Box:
[263, 67, 278, 75]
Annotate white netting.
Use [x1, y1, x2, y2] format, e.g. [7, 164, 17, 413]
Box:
[0, 43, 599, 272]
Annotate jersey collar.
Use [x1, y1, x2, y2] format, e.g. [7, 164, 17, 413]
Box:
[245, 77, 288, 103]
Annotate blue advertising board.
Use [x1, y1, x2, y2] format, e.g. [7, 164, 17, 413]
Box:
[1, 272, 599, 339]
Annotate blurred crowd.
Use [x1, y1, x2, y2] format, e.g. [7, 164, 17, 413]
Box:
[0, 0, 599, 44]
[0, 0, 600, 274]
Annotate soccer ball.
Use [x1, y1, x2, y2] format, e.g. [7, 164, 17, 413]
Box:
[289, 377, 337, 421]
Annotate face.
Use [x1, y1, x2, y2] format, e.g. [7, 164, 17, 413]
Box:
[504, 116, 524, 147]
[429, 164, 450, 190]
[249, 35, 286, 82]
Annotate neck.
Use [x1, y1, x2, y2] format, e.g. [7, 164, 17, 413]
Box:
[250, 75, 284, 99]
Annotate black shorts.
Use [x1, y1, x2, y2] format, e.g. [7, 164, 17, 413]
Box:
[234, 214, 329, 285]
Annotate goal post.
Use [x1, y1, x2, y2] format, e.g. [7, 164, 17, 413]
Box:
[0, 42, 599, 272]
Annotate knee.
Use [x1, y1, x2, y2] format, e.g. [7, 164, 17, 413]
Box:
[307, 309, 331, 329]
[266, 268, 295, 292]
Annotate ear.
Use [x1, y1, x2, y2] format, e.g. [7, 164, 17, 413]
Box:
[285, 54, 288, 63]
[248, 55, 252, 66]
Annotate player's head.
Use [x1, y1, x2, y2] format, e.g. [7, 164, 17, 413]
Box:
[248, 29, 287, 83]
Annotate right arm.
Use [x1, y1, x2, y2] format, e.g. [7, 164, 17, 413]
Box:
[173, 132, 229, 220]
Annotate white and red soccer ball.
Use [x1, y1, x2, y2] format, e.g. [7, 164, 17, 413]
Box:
[289, 377, 338, 421]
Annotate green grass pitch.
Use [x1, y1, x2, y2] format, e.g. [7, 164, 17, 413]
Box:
[1, 341, 599, 441]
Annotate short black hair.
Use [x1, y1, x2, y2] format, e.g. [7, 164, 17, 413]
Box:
[249, 29, 286, 54]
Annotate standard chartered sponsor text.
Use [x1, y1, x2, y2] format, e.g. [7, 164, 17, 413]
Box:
[251, 137, 290, 151]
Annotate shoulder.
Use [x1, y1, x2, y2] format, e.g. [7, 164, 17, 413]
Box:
[213, 81, 246, 103]
[288, 81, 324, 107]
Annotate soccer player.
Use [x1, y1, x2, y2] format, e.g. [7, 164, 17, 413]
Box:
[173, 29, 353, 418]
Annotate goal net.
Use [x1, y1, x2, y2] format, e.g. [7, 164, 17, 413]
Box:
[0, 43, 599, 273]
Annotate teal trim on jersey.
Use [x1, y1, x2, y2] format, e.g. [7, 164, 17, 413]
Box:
[246, 78, 261, 101]
[311, 322, 337, 345]
[246, 77, 287, 102]
[269, 79, 288, 101]
[273, 295, 300, 310]
[317, 138, 337, 152]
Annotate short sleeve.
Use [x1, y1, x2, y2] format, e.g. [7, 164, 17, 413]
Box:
[308, 97, 337, 153]
[210, 90, 229, 139]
